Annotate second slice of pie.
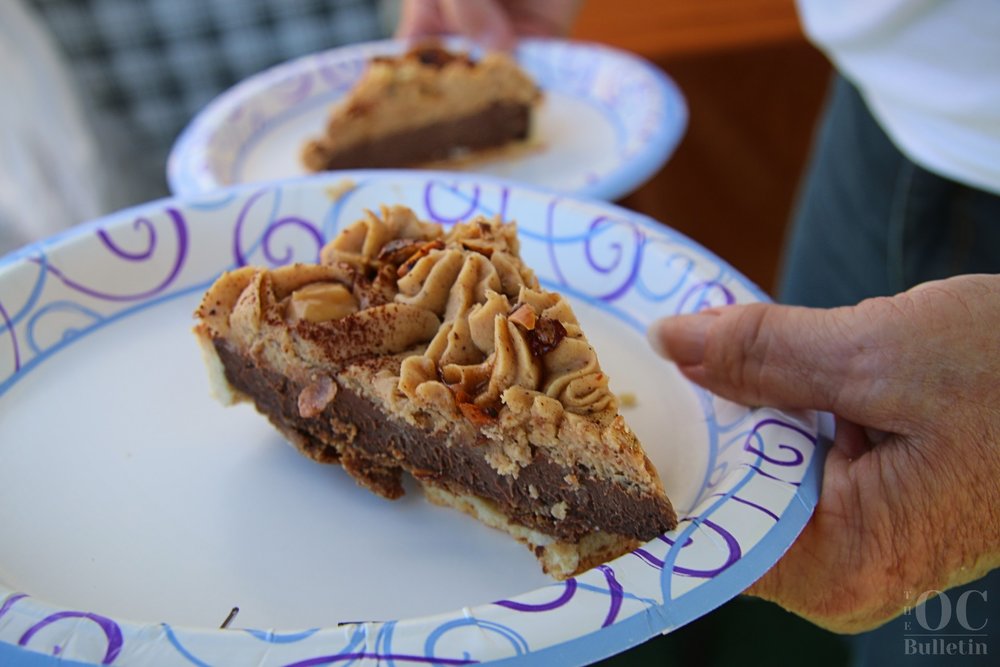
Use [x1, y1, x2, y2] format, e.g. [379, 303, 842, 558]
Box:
[301, 44, 542, 172]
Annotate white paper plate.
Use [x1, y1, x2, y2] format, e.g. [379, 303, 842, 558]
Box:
[167, 38, 687, 202]
[0, 171, 822, 666]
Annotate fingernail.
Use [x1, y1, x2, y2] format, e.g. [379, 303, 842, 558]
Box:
[647, 313, 716, 366]
[646, 319, 668, 358]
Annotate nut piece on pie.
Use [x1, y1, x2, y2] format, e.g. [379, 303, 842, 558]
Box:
[194, 205, 677, 579]
[301, 44, 542, 172]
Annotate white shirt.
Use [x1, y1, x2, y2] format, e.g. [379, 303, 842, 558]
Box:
[797, 0, 1000, 196]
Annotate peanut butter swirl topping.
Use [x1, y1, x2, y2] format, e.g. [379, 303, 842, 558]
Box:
[197, 205, 618, 421]
[317, 206, 618, 419]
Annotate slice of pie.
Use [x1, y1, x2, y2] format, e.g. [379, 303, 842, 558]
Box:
[301, 44, 542, 172]
[194, 205, 676, 578]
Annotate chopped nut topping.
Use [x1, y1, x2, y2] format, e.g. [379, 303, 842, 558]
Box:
[287, 282, 358, 323]
[377, 238, 426, 265]
[460, 238, 496, 257]
[526, 318, 567, 358]
[396, 240, 445, 277]
[508, 303, 537, 331]
[298, 376, 338, 418]
[458, 401, 498, 425]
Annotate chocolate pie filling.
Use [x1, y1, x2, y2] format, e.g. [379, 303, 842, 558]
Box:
[214, 340, 674, 544]
[304, 102, 531, 171]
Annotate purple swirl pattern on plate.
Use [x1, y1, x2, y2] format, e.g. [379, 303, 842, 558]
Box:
[595, 566, 625, 628]
[0, 207, 189, 393]
[0, 298, 19, 374]
[0, 171, 821, 666]
[630, 522, 742, 580]
[19, 611, 123, 665]
[233, 187, 324, 267]
[496, 579, 577, 613]
[0, 593, 28, 622]
[38, 208, 189, 303]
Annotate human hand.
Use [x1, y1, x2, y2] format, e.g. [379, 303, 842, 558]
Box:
[395, 0, 581, 51]
[648, 274, 1000, 633]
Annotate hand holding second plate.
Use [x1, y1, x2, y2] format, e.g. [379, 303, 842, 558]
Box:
[395, 0, 582, 51]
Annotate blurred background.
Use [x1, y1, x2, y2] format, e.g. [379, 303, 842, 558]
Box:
[572, 0, 831, 299]
[5, 0, 830, 302]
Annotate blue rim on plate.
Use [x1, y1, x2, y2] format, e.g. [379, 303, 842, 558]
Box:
[0, 171, 823, 666]
[166, 38, 688, 202]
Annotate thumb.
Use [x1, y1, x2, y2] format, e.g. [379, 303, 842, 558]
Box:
[648, 302, 877, 418]
[439, 0, 517, 50]
[395, 1, 431, 38]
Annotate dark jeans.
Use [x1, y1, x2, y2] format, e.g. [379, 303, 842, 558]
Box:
[779, 76, 1000, 307]
[781, 75, 1000, 665]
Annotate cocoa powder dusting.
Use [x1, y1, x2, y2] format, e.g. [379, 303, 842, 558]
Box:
[352, 264, 397, 309]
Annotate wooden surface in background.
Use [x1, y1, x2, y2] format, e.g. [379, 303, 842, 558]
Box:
[572, 0, 806, 59]
[571, 0, 831, 295]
